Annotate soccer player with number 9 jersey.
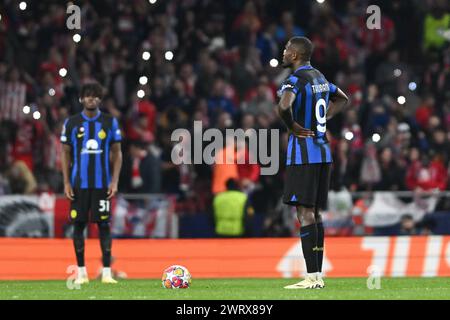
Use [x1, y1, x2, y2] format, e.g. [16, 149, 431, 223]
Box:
[277, 37, 349, 289]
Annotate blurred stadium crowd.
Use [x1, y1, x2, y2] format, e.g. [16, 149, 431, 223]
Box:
[0, 0, 449, 236]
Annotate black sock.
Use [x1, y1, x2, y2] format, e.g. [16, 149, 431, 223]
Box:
[316, 222, 325, 272]
[300, 224, 319, 273]
[73, 222, 86, 267]
[98, 222, 112, 267]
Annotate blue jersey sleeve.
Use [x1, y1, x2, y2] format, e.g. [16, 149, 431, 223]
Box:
[278, 75, 300, 97]
[60, 118, 71, 145]
[111, 118, 122, 143]
[329, 82, 338, 96]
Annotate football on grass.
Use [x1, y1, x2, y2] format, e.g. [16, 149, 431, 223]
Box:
[162, 265, 192, 289]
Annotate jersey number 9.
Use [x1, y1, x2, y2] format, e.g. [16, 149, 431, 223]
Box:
[315, 98, 327, 133]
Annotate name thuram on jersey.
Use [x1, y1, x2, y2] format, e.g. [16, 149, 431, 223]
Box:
[278, 65, 338, 165]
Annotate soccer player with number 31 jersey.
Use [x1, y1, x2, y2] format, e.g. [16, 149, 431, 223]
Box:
[61, 83, 123, 285]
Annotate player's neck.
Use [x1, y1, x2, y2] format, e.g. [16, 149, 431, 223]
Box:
[82, 108, 100, 118]
[292, 61, 311, 71]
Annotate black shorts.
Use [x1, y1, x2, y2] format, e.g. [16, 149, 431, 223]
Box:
[70, 189, 111, 223]
[283, 163, 331, 209]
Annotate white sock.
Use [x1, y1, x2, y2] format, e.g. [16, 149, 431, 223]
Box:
[307, 272, 317, 279]
[316, 272, 322, 279]
[78, 267, 87, 278]
[102, 267, 112, 278]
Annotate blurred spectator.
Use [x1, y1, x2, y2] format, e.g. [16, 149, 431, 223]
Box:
[275, 11, 305, 44]
[359, 143, 381, 190]
[5, 160, 37, 194]
[423, 1, 450, 52]
[236, 140, 260, 194]
[120, 141, 161, 194]
[11, 117, 45, 171]
[213, 178, 254, 237]
[430, 128, 450, 163]
[405, 153, 448, 191]
[331, 139, 362, 191]
[375, 147, 406, 191]
[0, 67, 26, 123]
[399, 214, 417, 235]
[212, 136, 240, 194]
[232, 1, 262, 36]
[241, 76, 275, 119]
[415, 96, 435, 130]
[207, 78, 236, 123]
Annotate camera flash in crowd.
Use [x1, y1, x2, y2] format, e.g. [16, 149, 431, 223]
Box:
[397, 96, 406, 105]
[23, 105, 30, 114]
[372, 133, 381, 143]
[139, 76, 148, 85]
[48, 88, 56, 97]
[408, 82, 417, 91]
[149, 0, 157, 4]
[59, 68, 68, 77]
[73, 34, 81, 43]
[19, 2, 27, 10]
[393, 68, 402, 77]
[344, 131, 354, 141]
[270, 59, 279, 67]
[33, 111, 41, 120]
[165, 51, 174, 61]
[142, 51, 151, 61]
[137, 90, 145, 98]
[316, 0, 326, 3]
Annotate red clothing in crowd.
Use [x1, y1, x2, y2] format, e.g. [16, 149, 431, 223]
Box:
[237, 147, 260, 183]
[12, 119, 44, 171]
[126, 100, 156, 142]
[358, 16, 394, 53]
[415, 104, 433, 129]
[405, 159, 448, 191]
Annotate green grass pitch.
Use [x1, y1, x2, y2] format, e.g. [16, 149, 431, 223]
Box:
[0, 278, 449, 300]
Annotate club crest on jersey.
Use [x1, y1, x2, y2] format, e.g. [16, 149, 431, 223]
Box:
[81, 139, 103, 154]
[98, 129, 106, 140]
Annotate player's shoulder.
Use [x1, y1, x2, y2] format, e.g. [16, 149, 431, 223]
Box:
[98, 112, 117, 124]
[64, 113, 83, 127]
[283, 72, 306, 87]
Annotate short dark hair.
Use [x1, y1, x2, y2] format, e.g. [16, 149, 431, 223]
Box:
[80, 82, 104, 99]
[289, 36, 314, 61]
[225, 178, 239, 191]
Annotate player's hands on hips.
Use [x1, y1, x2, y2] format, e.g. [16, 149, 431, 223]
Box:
[107, 182, 118, 200]
[291, 122, 315, 138]
[64, 183, 75, 200]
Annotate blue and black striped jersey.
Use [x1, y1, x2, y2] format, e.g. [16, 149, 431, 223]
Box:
[60, 111, 122, 189]
[278, 65, 338, 165]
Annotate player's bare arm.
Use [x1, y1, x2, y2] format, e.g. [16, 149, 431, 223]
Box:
[326, 88, 349, 120]
[61, 144, 74, 200]
[107, 142, 122, 200]
[277, 91, 315, 138]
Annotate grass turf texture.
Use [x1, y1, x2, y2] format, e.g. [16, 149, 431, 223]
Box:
[0, 278, 449, 300]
